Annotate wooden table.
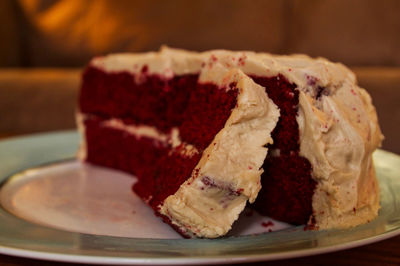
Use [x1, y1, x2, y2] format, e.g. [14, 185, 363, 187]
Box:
[0, 68, 400, 265]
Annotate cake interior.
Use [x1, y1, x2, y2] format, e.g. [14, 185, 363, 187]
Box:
[80, 66, 316, 230]
[251, 75, 316, 225]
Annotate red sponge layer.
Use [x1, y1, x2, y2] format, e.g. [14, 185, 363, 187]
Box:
[80, 67, 197, 133]
[251, 75, 316, 225]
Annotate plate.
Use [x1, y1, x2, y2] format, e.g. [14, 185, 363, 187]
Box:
[0, 131, 399, 265]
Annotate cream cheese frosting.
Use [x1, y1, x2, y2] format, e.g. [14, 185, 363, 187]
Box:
[82, 47, 383, 236]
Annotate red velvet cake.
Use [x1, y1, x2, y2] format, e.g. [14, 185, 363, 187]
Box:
[78, 47, 383, 238]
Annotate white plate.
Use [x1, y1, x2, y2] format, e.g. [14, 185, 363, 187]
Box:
[0, 131, 399, 265]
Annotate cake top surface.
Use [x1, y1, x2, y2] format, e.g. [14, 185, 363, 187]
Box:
[90, 46, 355, 96]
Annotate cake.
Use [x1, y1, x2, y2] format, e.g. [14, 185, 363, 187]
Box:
[77, 47, 383, 238]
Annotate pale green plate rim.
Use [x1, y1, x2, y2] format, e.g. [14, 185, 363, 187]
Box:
[0, 130, 399, 265]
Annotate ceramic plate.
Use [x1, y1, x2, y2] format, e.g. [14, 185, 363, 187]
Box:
[0, 131, 399, 265]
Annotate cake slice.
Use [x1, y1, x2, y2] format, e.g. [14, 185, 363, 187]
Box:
[78, 47, 383, 237]
[78, 50, 279, 238]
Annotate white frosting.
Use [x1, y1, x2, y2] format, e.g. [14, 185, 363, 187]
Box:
[298, 86, 381, 228]
[84, 47, 383, 236]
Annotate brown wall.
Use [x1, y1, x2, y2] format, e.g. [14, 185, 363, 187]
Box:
[0, 0, 399, 67]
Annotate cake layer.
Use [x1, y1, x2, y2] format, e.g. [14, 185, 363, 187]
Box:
[250, 75, 316, 224]
[80, 68, 197, 132]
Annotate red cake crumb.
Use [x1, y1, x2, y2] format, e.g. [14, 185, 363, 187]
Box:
[251, 75, 316, 225]
[141, 65, 149, 73]
[238, 54, 247, 66]
[306, 74, 319, 86]
[261, 221, 274, 227]
[316, 86, 327, 99]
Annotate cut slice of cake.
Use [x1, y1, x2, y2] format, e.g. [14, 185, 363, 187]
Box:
[77, 47, 383, 238]
[78, 50, 279, 238]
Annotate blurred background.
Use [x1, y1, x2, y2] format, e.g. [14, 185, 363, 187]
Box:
[1, 0, 399, 152]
